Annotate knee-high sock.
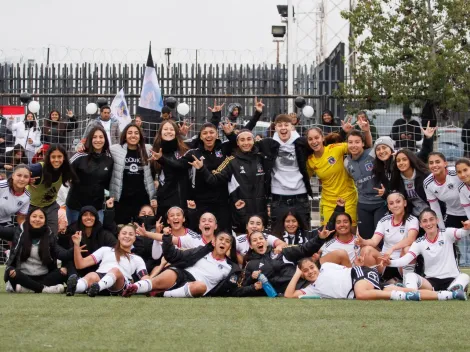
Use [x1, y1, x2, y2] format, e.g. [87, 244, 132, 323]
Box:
[163, 283, 193, 298]
[402, 264, 415, 278]
[98, 273, 117, 291]
[75, 278, 88, 293]
[448, 273, 470, 290]
[135, 279, 153, 294]
[404, 273, 421, 290]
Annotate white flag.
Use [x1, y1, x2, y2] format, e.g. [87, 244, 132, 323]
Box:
[110, 89, 131, 131]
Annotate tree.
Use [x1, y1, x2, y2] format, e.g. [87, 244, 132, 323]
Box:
[340, 0, 470, 112]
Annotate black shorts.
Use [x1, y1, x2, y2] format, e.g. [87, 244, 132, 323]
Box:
[351, 266, 382, 291]
[381, 267, 402, 282]
[426, 277, 455, 291]
[168, 267, 196, 290]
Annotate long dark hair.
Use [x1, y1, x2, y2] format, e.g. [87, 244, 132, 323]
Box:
[390, 149, 429, 190]
[152, 120, 189, 171]
[372, 153, 394, 185]
[20, 209, 52, 266]
[120, 123, 149, 165]
[272, 209, 308, 239]
[84, 125, 110, 162]
[115, 224, 134, 263]
[6, 144, 28, 166]
[7, 164, 30, 191]
[42, 144, 78, 187]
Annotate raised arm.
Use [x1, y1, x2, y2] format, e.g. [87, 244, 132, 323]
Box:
[284, 267, 305, 298]
[72, 231, 96, 269]
[244, 97, 264, 131]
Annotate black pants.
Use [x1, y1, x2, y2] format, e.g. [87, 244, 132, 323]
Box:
[115, 194, 149, 224]
[5, 267, 65, 293]
[270, 194, 310, 229]
[357, 202, 388, 240]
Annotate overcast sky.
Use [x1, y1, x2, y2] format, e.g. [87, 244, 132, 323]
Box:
[1, 0, 349, 64]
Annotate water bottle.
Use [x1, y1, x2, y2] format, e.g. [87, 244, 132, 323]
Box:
[258, 273, 278, 298]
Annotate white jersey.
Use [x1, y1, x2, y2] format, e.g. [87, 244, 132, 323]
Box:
[424, 168, 466, 216]
[186, 252, 232, 295]
[458, 182, 470, 219]
[91, 247, 147, 280]
[177, 228, 207, 249]
[236, 233, 279, 256]
[374, 214, 419, 259]
[320, 236, 358, 262]
[0, 180, 30, 224]
[408, 228, 469, 279]
[300, 263, 353, 299]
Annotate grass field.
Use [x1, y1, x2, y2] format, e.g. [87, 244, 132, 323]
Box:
[0, 267, 469, 352]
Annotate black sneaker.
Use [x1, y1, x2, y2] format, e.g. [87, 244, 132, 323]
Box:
[87, 282, 100, 297]
[66, 274, 78, 297]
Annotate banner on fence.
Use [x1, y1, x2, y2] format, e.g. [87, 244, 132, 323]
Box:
[0, 106, 25, 123]
[110, 89, 131, 131]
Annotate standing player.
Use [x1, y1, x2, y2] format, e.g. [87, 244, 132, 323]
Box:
[355, 192, 419, 281]
[122, 232, 235, 298]
[67, 224, 149, 297]
[380, 208, 470, 294]
[456, 158, 470, 265]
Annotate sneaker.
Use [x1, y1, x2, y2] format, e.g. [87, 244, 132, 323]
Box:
[87, 282, 100, 297]
[122, 283, 138, 298]
[452, 289, 467, 301]
[449, 284, 464, 292]
[405, 291, 421, 301]
[66, 275, 78, 297]
[16, 284, 35, 293]
[5, 281, 14, 293]
[42, 284, 65, 294]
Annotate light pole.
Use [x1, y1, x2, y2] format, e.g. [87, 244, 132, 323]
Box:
[277, 4, 295, 112]
[271, 25, 286, 65]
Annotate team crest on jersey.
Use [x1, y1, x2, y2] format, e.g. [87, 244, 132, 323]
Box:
[438, 240, 444, 246]
[365, 161, 373, 171]
[218, 264, 225, 270]
[400, 228, 405, 234]
[17, 201, 23, 207]
[448, 183, 454, 189]
[407, 183, 413, 189]
[240, 166, 246, 174]
[215, 150, 223, 158]
[229, 274, 238, 284]
[327, 156, 336, 165]
[257, 163, 264, 173]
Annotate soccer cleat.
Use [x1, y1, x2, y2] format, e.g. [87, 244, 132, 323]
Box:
[452, 289, 467, 301]
[87, 283, 100, 297]
[16, 285, 35, 293]
[405, 291, 421, 301]
[449, 284, 464, 292]
[66, 274, 78, 297]
[122, 284, 138, 298]
[42, 284, 65, 294]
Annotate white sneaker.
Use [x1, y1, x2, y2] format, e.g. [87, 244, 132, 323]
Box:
[16, 284, 34, 293]
[42, 284, 65, 294]
[5, 281, 14, 293]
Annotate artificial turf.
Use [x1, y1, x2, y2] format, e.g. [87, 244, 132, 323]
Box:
[0, 267, 469, 352]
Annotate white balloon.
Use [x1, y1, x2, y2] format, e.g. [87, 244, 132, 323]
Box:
[302, 105, 314, 118]
[177, 102, 190, 116]
[28, 101, 40, 114]
[86, 103, 98, 115]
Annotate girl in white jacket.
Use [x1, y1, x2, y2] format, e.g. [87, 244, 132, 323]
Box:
[7, 113, 42, 163]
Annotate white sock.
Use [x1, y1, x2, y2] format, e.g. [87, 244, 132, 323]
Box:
[98, 273, 117, 291]
[390, 290, 406, 301]
[404, 273, 421, 289]
[135, 279, 153, 294]
[402, 264, 415, 278]
[448, 273, 470, 290]
[163, 283, 193, 298]
[437, 291, 453, 301]
[76, 278, 88, 293]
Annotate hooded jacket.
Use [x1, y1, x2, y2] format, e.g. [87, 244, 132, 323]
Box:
[390, 117, 422, 150]
[161, 234, 257, 297]
[242, 235, 327, 295]
[59, 206, 117, 276]
[318, 112, 342, 136]
[66, 152, 114, 211]
[0, 223, 72, 277]
[197, 146, 268, 231]
[7, 119, 41, 153]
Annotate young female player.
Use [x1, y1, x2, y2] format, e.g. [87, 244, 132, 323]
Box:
[0, 164, 30, 226]
[380, 208, 470, 294]
[455, 158, 470, 265]
[355, 192, 419, 281]
[67, 224, 149, 297]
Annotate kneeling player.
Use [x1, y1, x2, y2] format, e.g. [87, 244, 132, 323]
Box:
[67, 224, 149, 297]
[284, 257, 466, 301]
[122, 232, 235, 298]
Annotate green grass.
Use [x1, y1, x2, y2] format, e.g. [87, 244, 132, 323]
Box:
[0, 268, 469, 352]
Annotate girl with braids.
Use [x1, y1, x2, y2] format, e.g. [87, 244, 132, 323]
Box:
[109, 123, 155, 224]
[66, 125, 113, 224]
[0, 208, 70, 294]
[28, 144, 78, 235]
